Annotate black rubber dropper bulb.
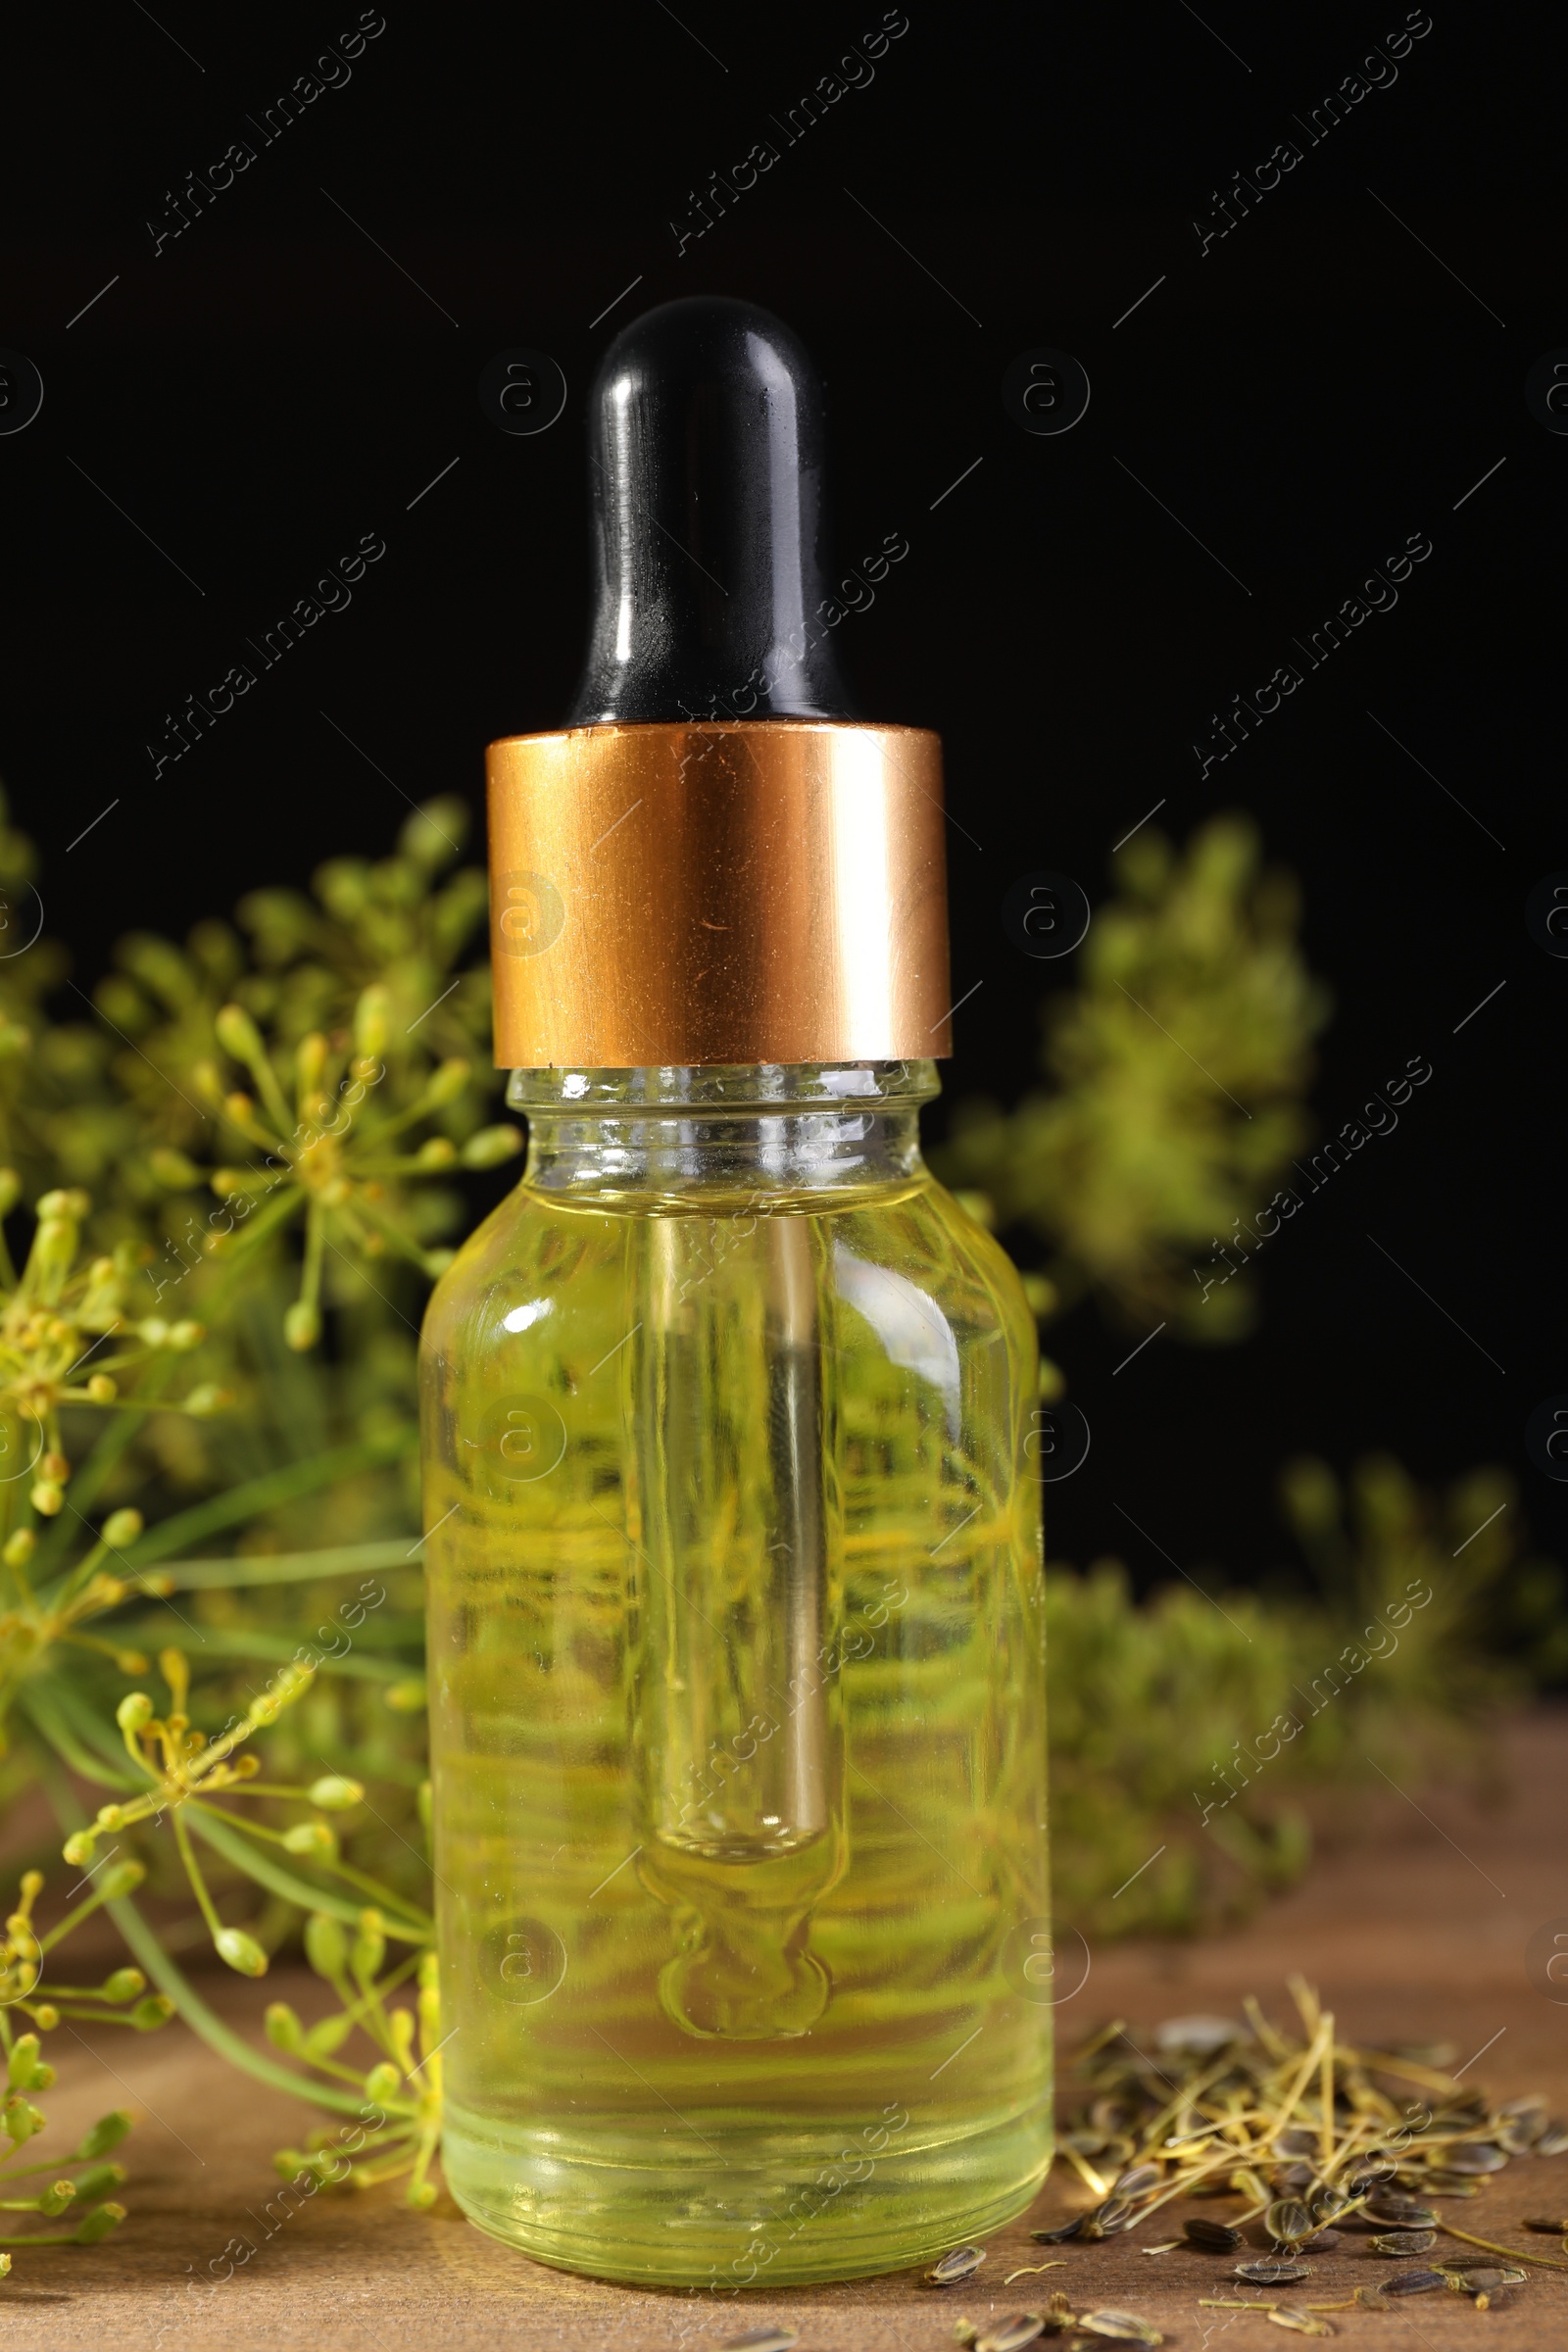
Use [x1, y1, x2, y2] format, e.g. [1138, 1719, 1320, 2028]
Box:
[564, 296, 857, 725]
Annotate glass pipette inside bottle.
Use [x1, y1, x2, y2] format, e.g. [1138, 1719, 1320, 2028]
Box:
[630, 1204, 843, 2038]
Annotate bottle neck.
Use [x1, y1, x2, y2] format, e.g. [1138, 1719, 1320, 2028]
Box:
[506, 1061, 938, 1202]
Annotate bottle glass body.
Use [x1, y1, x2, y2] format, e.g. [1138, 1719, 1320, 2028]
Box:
[419, 1063, 1051, 2287]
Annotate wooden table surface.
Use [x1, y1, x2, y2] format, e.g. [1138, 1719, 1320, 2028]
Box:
[5, 1714, 1566, 2350]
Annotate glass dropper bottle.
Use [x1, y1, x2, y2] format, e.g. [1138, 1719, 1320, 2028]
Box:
[419, 296, 1052, 2288]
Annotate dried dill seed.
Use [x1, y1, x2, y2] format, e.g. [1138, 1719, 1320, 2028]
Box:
[1265, 2312, 1332, 2339]
[1183, 2217, 1243, 2251]
[927, 2245, 986, 2286]
[1365, 2195, 1437, 2228]
[1523, 2216, 1568, 2233]
[1080, 2194, 1137, 2238]
[1442, 2266, 1507, 2293]
[1112, 2161, 1163, 2198]
[975, 2314, 1047, 2352]
[722, 2332, 798, 2352]
[1265, 2198, 1314, 2245]
[1381, 2268, 1447, 2296]
[1047, 1976, 1568, 2313]
[1495, 2100, 1548, 2154]
[1076, 2311, 1163, 2344]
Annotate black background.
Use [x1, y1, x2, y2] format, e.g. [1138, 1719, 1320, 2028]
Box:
[0, 2, 1559, 1592]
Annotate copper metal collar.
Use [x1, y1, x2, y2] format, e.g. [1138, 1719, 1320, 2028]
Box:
[486, 721, 952, 1069]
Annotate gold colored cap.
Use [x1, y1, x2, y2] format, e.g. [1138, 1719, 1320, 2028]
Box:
[486, 721, 952, 1069]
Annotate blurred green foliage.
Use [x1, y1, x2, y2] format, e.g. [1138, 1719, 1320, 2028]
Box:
[0, 785, 495, 2233]
[937, 815, 1331, 1346]
[934, 811, 1562, 1931]
[1050, 1454, 1560, 1938]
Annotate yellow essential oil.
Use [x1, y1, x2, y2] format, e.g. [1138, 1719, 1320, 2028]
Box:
[421, 294, 1053, 2285]
[421, 1064, 1051, 2286]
